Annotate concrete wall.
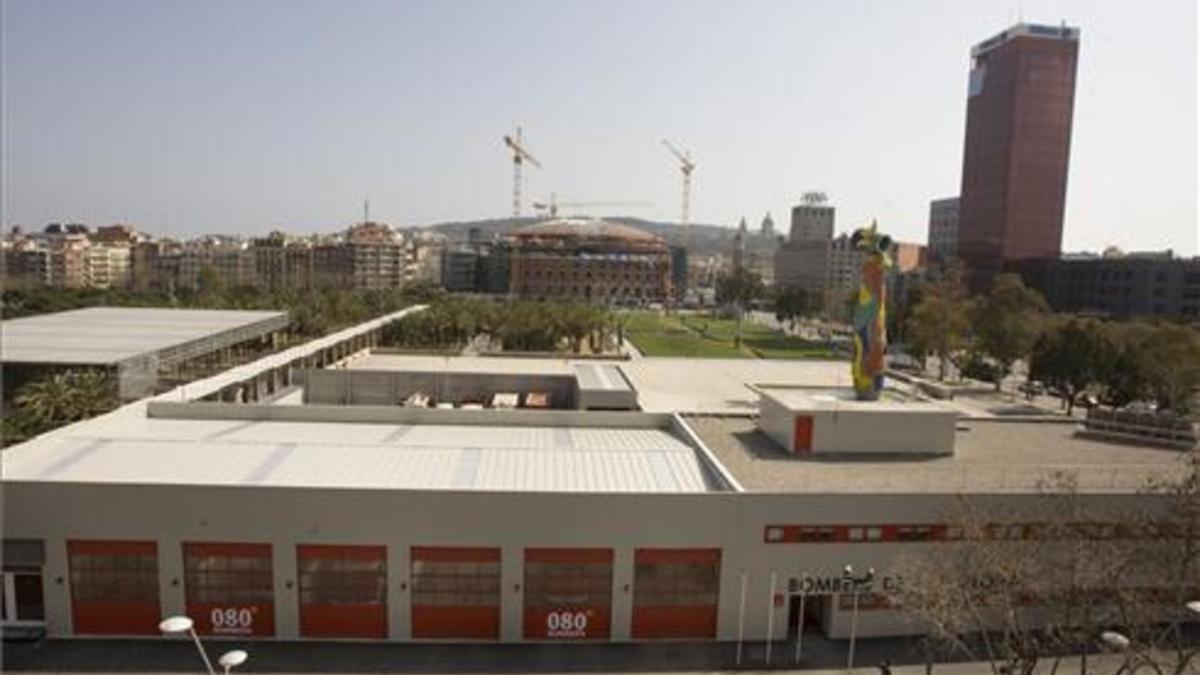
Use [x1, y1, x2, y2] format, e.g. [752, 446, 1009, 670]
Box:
[146, 400, 666, 429]
[116, 354, 159, 401]
[811, 408, 956, 455]
[301, 368, 579, 409]
[758, 396, 796, 453]
[3, 481, 1156, 644]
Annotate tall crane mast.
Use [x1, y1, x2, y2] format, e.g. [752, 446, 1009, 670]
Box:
[503, 127, 542, 218]
[661, 139, 696, 228]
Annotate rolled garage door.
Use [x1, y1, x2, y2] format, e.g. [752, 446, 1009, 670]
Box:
[632, 548, 721, 639]
[411, 547, 500, 639]
[297, 544, 386, 639]
[523, 548, 612, 640]
[183, 542, 274, 637]
[68, 540, 160, 635]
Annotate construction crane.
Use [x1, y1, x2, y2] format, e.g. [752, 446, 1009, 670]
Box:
[531, 193, 653, 218]
[661, 139, 696, 227]
[503, 127, 542, 218]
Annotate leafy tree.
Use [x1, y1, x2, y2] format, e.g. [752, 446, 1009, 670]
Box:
[905, 264, 972, 380]
[195, 265, 224, 300]
[13, 370, 118, 434]
[971, 274, 1048, 391]
[555, 302, 606, 354]
[773, 286, 810, 332]
[1136, 323, 1200, 415]
[715, 268, 764, 348]
[889, 460, 1200, 675]
[1095, 321, 1153, 410]
[1029, 316, 1109, 415]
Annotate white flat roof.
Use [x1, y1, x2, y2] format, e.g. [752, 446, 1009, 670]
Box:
[349, 353, 573, 375]
[3, 417, 714, 493]
[760, 386, 949, 414]
[1, 307, 288, 366]
[574, 363, 631, 392]
[350, 354, 854, 413]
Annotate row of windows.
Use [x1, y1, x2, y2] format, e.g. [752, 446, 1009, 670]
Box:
[524, 562, 613, 608]
[765, 520, 1182, 544]
[522, 270, 661, 282]
[632, 562, 720, 607]
[70, 571, 159, 603]
[68, 545, 724, 609]
[411, 560, 500, 607]
[185, 553, 274, 605]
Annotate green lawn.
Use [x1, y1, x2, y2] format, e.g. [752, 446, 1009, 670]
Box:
[622, 311, 839, 360]
[623, 312, 748, 358]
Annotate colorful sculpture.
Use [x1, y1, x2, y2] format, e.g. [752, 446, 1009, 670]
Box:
[850, 221, 892, 401]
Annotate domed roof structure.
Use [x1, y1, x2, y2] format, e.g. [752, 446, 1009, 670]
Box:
[510, 218, 662, 243]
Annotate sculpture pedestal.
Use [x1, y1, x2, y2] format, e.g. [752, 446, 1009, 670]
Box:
[757, 386, 958, 456]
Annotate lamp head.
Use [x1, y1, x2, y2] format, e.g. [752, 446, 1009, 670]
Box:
[158, 616, 194, 634]
[1100, 631, 1131, 649]
[218, 650, 249, 670]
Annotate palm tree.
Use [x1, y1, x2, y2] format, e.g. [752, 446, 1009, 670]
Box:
[14, 370, 118, 431]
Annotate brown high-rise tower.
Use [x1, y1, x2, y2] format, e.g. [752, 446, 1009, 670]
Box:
[958, 23, 1079, 288]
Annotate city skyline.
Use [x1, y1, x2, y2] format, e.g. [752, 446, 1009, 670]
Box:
[2, 0, 1196, 254]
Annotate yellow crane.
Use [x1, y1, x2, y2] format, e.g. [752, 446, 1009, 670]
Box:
[661, 139, 696, 227]
[503, 127, 542, 218]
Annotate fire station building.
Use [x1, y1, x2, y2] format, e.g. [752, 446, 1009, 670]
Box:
[1, 315, 1188, 645]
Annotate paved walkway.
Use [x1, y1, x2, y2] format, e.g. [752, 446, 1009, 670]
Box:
[1, 636, 933, 674]
[0, 636, 1148, 675]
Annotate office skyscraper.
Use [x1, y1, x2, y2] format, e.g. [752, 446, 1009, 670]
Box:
[958, 23, 1080, 288]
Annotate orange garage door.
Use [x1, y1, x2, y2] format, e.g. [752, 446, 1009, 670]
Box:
[68, 540, 160, 635]
[297, 544, 386, 639]
[411, 547, 500, 639]
[632, 548, 721, 639]
[524, 548, 612, 640]
[183, 542, 275, 637]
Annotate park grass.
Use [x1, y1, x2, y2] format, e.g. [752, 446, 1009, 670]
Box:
[623, 311, 840, 359]
[623, 311, 748, 358]
[743, 334, 840, 360]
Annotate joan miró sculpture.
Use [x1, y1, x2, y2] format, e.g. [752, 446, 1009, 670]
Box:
[850, 221, 892, 401]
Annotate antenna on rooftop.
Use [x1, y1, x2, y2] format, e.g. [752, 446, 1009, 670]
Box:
[363, 197, 370, 224]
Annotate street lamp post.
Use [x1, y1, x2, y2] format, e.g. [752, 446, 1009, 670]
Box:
[794, 572, 809, 664]
[159, 615, 250, 675]
[844, 565, 876, 671]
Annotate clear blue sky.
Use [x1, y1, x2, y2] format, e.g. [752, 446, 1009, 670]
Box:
[2, 0, 1196, 253]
